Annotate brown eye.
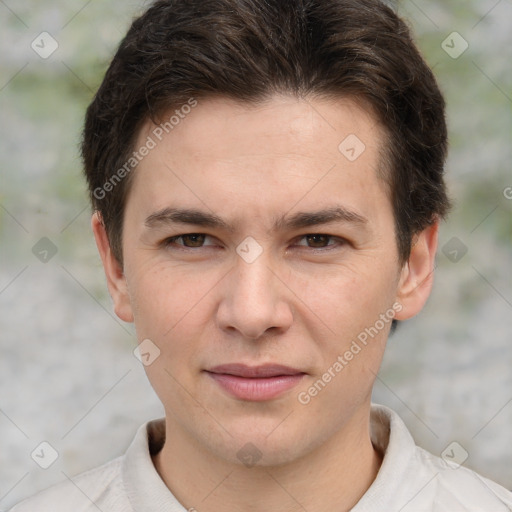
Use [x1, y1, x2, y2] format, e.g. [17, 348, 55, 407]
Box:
[305, 234, 331, 248]
[295, 234, 342, 249]
[179, 234, 206, 247]
[164, 233, 214, 248]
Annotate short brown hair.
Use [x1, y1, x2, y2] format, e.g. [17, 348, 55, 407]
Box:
[82, 0, 450, 266]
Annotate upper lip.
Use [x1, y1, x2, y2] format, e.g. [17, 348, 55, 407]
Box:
[206, 364, 305, 378]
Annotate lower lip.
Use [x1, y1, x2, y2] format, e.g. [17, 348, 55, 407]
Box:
[206, 372, 305, 401]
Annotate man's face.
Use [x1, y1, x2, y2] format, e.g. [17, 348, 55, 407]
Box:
[98, 95, 433, 466]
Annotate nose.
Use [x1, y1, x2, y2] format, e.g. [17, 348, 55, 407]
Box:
[216, 252, 294, 340]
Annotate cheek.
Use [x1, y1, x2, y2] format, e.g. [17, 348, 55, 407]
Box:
[294, 257, 397, 325]
[130, 267, 209, 409]
[306, 266, 398, 391]
[294, 269, 395, 417]
[129, 262, 204, 328]
[128, 264, 216, 371]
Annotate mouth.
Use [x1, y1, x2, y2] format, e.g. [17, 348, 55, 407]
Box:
[204, 364, 306, 401]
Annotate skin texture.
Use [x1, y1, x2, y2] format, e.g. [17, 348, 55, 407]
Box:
[92, 95, 438, 512]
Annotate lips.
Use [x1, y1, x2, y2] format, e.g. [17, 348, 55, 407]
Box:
[208, 363, 304, 378]
[205, 364, 306, 401]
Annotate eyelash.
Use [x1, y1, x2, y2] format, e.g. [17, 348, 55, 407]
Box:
[161, 233, 347, 252]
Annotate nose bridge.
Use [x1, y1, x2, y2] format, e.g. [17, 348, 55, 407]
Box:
[217, 243, 292, 339]
[235, 249, 274, 299]
[231, 247, 277, 312]
[232, 235, 276, 295]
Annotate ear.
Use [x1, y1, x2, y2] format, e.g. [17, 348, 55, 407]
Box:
[91, 212, 134, 323]
[394, 221, 439, 321]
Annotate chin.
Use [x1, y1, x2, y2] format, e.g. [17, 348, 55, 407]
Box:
[212, 419, 317, 468]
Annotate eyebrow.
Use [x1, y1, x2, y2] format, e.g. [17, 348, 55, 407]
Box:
[144, 206, 368, 233]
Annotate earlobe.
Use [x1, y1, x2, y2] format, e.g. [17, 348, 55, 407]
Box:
[394, 221, 439, 321]
[91, 212, 134, 323]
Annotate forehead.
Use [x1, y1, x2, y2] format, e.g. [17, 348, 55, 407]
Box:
[127, 95, 389, 230]
[143, 95, 381, 161]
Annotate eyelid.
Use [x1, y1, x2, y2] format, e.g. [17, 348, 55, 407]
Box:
[293, 234, 345, 247]
[163, 233, 217, 248]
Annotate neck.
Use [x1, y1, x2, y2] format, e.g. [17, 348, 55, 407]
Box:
[153, 405, 382, 512]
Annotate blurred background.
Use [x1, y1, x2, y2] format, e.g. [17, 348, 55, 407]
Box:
[0, 0, 511, 508]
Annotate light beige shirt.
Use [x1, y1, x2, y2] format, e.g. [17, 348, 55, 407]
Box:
[10, 404, 512, 511]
